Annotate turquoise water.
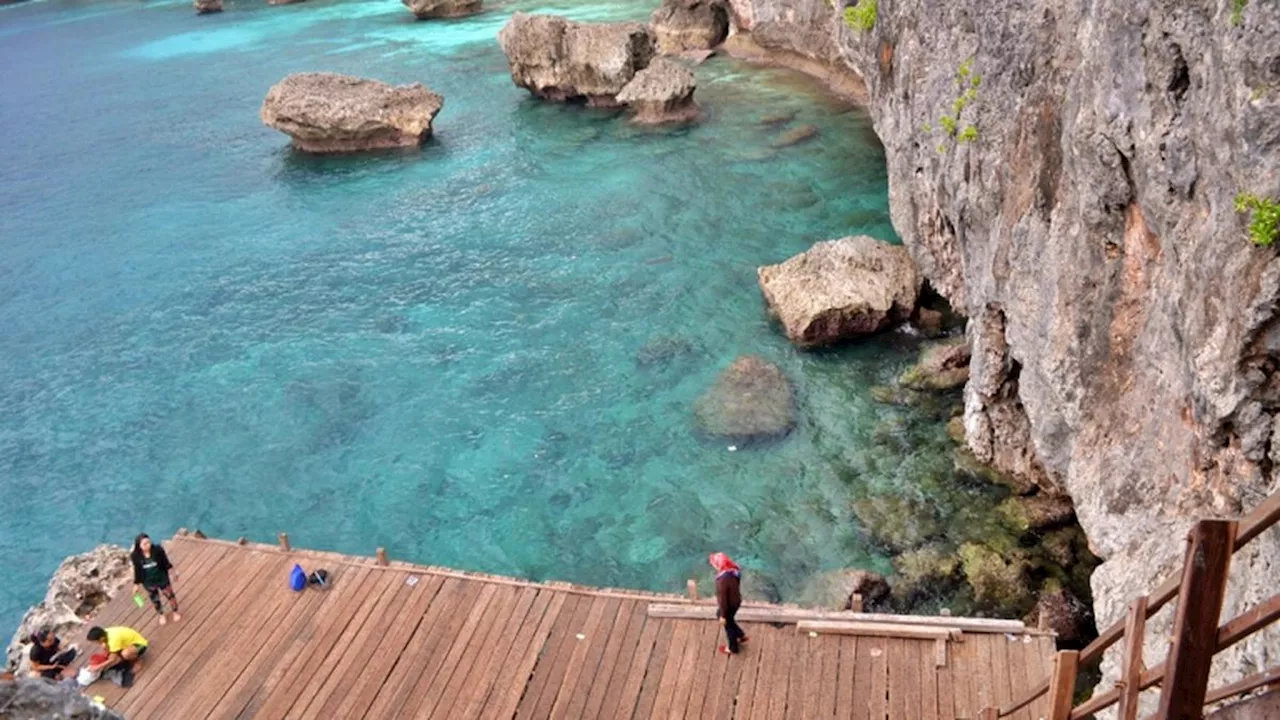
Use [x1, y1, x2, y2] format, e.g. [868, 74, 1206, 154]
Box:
[0, 0, 974, 631]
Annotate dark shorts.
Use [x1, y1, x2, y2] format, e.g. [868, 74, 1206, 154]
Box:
[130, 644, 148, 658]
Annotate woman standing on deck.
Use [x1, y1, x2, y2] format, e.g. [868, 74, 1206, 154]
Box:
[130, 534, 181, 625]
[710, 552, 748, 655]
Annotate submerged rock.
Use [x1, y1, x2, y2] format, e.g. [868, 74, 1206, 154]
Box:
[758, 236, 922, 349]
[692, 355, 794, 441]
[851, 495, 941, 552]
[891, 544, 963, 603]
[799, 568, 890, 611]
[194, 0, 221, 14]
[617, 57, 699, 124]
[650, 0, 729, 54]
[770, 123, 819, 148]
[899, 337, 970, 391]
[498, 13, 656, 107]
[5, 545, 131, 675]
[402, 0, 481, 19]
[260, 73, 444, 153]
[636, 333, 701, 368]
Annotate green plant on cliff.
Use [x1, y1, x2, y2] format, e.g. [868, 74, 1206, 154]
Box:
[1230, 0, 1248, 26]
[843, 0, 877, 31]
[930, 59, 980, 150]
[1236, 193, 1280, 247]
[957, 125, 979, 143]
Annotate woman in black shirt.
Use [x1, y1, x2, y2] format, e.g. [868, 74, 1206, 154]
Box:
[131, 533, 182, 625]
[27, 629, 77, 680]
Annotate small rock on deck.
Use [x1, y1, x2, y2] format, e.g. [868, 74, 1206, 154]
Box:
[77, 535, 1056, 719]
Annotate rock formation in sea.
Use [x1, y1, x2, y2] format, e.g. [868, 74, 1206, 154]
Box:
[194, 0, 221, 14]
[899, 336, 970, 392]
[725, 0, 1280, 699]
[757, 235, 921, 348]
[4, 545, 131, 675]
[402, 0, 481, 20]
[616, 57, 699, 124]
[693, 355, 794, 441]
[650, 0, 730, 55]
[0, 679, 125, 720]
[497, 13, 656, 107]
[260, 73, 444, 153]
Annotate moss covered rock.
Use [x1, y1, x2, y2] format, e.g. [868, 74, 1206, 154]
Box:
[899, 337, 970, 391]
[1025, 583, 1093, 646]
[997, 493, 1077, 532]
[959, 541, 1035, 613]
[851, 495, 942, 552]
[891, 543, 962, 603]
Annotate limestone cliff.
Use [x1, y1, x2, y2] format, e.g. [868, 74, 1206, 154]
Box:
[726, 0, 1280, 700]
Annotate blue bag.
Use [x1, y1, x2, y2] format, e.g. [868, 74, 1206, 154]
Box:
[290, 563, 306, 592]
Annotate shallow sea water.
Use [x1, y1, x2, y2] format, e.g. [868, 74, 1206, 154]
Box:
[0, 0, 998, 631]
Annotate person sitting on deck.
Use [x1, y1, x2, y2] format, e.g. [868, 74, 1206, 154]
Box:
[709, 552, 749, 656]
[26, 629, 78, 680]
[86, 626, 148, 687]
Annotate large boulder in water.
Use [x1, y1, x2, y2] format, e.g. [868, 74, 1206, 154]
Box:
[260, 73, 444, 153]
[757, 236, 922, 349]
[194, 0, 221, 14]
[693, 356, 795, 441]
[650, 0, 729, 54]
[498, 13, 656, 107]
[5, 545, 131, 675]
[402, 0, 480, 19]
[616, 57, 699, 124]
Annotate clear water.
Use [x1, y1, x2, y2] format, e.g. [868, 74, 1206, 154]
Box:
[0, 0, 990, 632]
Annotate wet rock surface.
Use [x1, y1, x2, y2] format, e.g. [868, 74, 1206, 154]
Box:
[692, 355, 794, 442]
[616, 57, 699, 124]
[260, 73, 444, 153]
[650, 0, 729, 54]
[498, 13, 656, 107]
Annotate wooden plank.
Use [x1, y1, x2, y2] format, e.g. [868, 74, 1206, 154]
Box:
[1004, 636, 1030, 720]
[649, 604, 1024, 633]
[588, 604, 651, 720]
[1157, 519, 1237, 719]
[393, 580, 490, 717]
[764, 625, 797, 720]
[919, 640, 939, 720]
[550, 596, 624, 720]
[1216, 591, 1280, 652]
[1204, 665, 1280, 704]
[1048, 651, 1079, 720]
[628, 619, 676, 720]
[645, 619, 695, 718]
[935, 636, 955, 720]
[679, 620, 721, 718]
[867, 637, 889, 720]
[709, 636, 745, 720]
[298, 571, 420, 719]
[361, 576, 469, 719]
[786, 633, 813, 720]
[205, 565, 357, 719]
[330, 574, 448, 720]
[844, 636, 868, 720]
[482, 591, 570, 720]
[1033, 636, 1057, 720]
[120, 551, 279, 718]
[695, 624, 731, 720]
[251, 569, 402, 720]
[165, 557, 306, 720]
[887, 639, 908, 720]
[456, 586, 542, 720]
[233, 565, 377, 720]
[422, 585, 521, 720]
[731, 623, 771, 719]
[1235, 486, 1280, 547]
[748, 626, 783, 720]
[974, 634, 996, 714]
[992, 635, 1015, 720]
[599, 610, 660, 720]
[812, 636, 839, 720]
[1116, 596, 1148, 720]
[409, 583, 504, 720]
[797, 620, 960, 641]
[951, 632, 978, 720]
[517, 593, 596, 720]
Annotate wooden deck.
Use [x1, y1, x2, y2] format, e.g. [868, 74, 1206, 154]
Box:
[77, 535, 1056, 719]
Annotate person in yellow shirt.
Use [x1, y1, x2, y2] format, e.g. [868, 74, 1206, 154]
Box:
[86, 626, 148, 685]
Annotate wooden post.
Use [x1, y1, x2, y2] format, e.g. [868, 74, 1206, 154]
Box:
[376, 547, 388, 566]
[237, 536, 247, 545]
[177, 527, 188, 536]
[192, 529, 206, 539]
[1157, 519, 1236, 719]
[278, 532, 291, 552]
[686, 579, 698, 601]
[1116, 596, 1148, 720]
[1048, 650, 1080, 720]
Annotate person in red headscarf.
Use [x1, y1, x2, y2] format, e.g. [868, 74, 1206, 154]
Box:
[709, 552, 748, 655]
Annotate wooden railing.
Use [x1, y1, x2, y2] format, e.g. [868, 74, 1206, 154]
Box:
[979, 490, 1280, 720]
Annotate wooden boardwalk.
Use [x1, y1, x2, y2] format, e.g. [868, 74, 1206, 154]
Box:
[76, 535, 1056, 719]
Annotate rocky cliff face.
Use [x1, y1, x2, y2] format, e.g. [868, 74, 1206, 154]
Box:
[727, 0, 1280, 700]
